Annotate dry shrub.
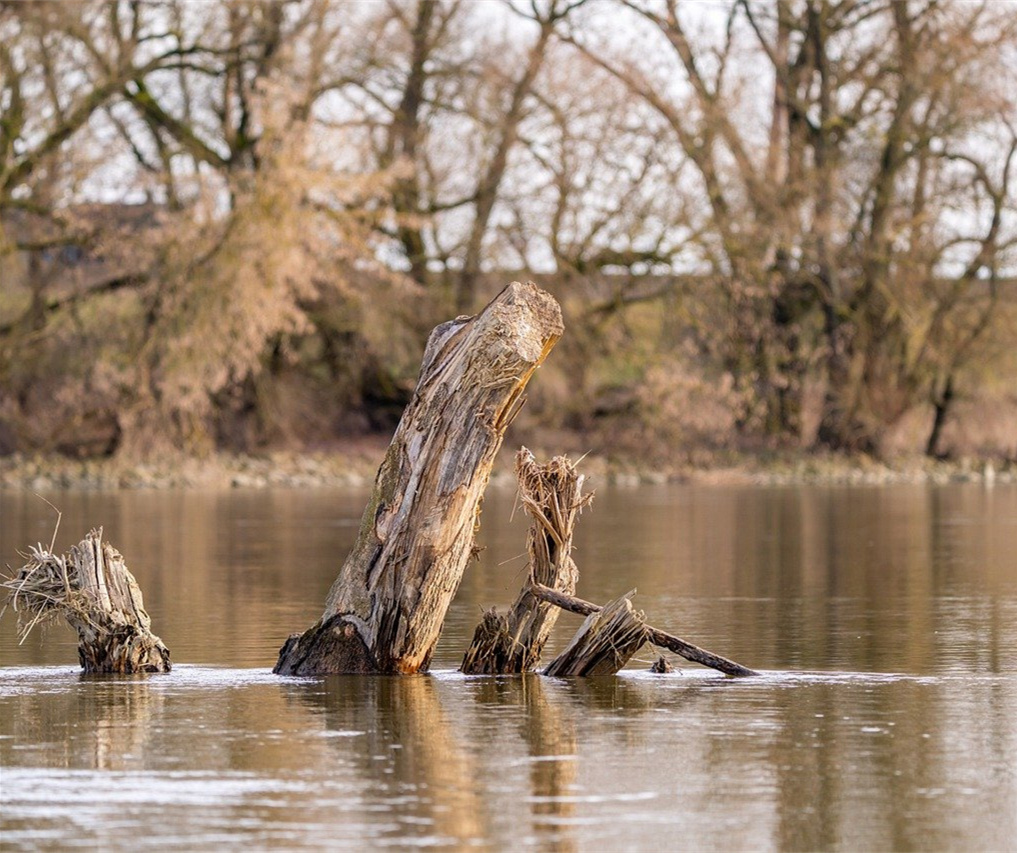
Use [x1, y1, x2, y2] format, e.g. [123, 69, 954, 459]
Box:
[633, 359, 742, 455]
[937, 395, 1017, 461]
[111, 81, 403, 458]
[2, 544, 84, 643]
[0, 290, 139, 456]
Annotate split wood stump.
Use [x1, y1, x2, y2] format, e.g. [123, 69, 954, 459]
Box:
[542, 593, 648, 676]
[274, 281, 564, 676]
[2, 528, 171, 673]
[461, 449, 590, 674]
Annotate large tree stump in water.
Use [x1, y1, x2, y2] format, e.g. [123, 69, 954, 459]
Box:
[2, 528, 171, 673]
[461, 449, 590, 674]
[275, 282, 564, 675]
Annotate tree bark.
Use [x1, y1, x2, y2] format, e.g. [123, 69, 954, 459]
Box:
[460, 448, 589, 674]
[2, 528, 171, 673]
[274, 281, 564, 676]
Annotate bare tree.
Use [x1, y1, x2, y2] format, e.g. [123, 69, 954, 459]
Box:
[565, 0, 1017, 453]
[1, 1, 394, 456]
[2, 0, 1014, 459]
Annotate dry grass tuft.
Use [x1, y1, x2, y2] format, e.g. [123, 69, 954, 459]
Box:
[1, 541, 96, 644]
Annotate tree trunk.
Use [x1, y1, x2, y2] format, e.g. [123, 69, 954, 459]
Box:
[460, 449, 589, 674]
[925, 373, 954, 458]
[2, 529, 171, 673]
[274, 281, 564, 676]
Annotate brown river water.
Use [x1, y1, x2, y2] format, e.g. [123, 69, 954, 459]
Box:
[1, 482, 1015, 851]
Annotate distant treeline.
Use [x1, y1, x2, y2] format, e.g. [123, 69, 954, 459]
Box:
[1, 1, 1015, 462]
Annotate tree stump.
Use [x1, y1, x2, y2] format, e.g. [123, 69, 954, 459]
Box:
[2, 528, 171, 673]
[542, 594, 648, 676]
[461, 449, 590, 674]
[275, 282, 564, 675]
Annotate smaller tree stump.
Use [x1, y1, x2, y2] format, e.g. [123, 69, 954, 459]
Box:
[543, 594, 647, 676]
[461, 449, 590, 674]
[2, 528, 171, 673]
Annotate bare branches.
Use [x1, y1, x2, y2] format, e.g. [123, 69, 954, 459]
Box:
[455, 5, 560, 311]
[1, 0, 1014, 459]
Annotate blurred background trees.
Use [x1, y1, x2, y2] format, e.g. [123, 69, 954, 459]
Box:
[2, 0, 1015, 463]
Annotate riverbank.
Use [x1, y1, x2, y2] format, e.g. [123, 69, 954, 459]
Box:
[1, 436, 1013, 491]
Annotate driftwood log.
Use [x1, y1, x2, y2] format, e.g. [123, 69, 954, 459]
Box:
[1, 528, 171, 673]
[530, 583, 758, 677]
[460, 449, 590, 674]
[274, 282, 564, 675]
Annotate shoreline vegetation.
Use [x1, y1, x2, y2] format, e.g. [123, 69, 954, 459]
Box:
[2, 436, 1012, 492]
[4, 3, 1017, 477]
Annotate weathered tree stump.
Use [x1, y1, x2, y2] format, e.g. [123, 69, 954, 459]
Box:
[461, 449, 590, 674]
[2, 528, 171, 673]
[543, 593, 648, 676]
[275, 282, 564, 675]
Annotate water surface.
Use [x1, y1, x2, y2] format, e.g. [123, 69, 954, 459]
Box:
[2, 483, 1015, 850]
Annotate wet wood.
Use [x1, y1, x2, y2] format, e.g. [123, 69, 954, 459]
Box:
[542, 593, 647, 676]
[649, 655, 674, 673]
[2, 528, 171, 673]
[461, 449, 589, 674]
[530, 583, 758, 677]
[275, 282, 564, 676]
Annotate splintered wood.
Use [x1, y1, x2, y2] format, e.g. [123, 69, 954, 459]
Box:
[542, 594, 648, 676]
[2, 528, 170, 673]
[461, 449, 590, 674]
[274, 281, 564, 675]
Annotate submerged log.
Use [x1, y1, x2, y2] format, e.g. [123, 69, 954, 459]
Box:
[530, 583, 758, 677]
[275, 282, 564, 676]
[461, 449, 590, 674]
[1, 528, 171, 673]
[542, 593, 648, 676]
